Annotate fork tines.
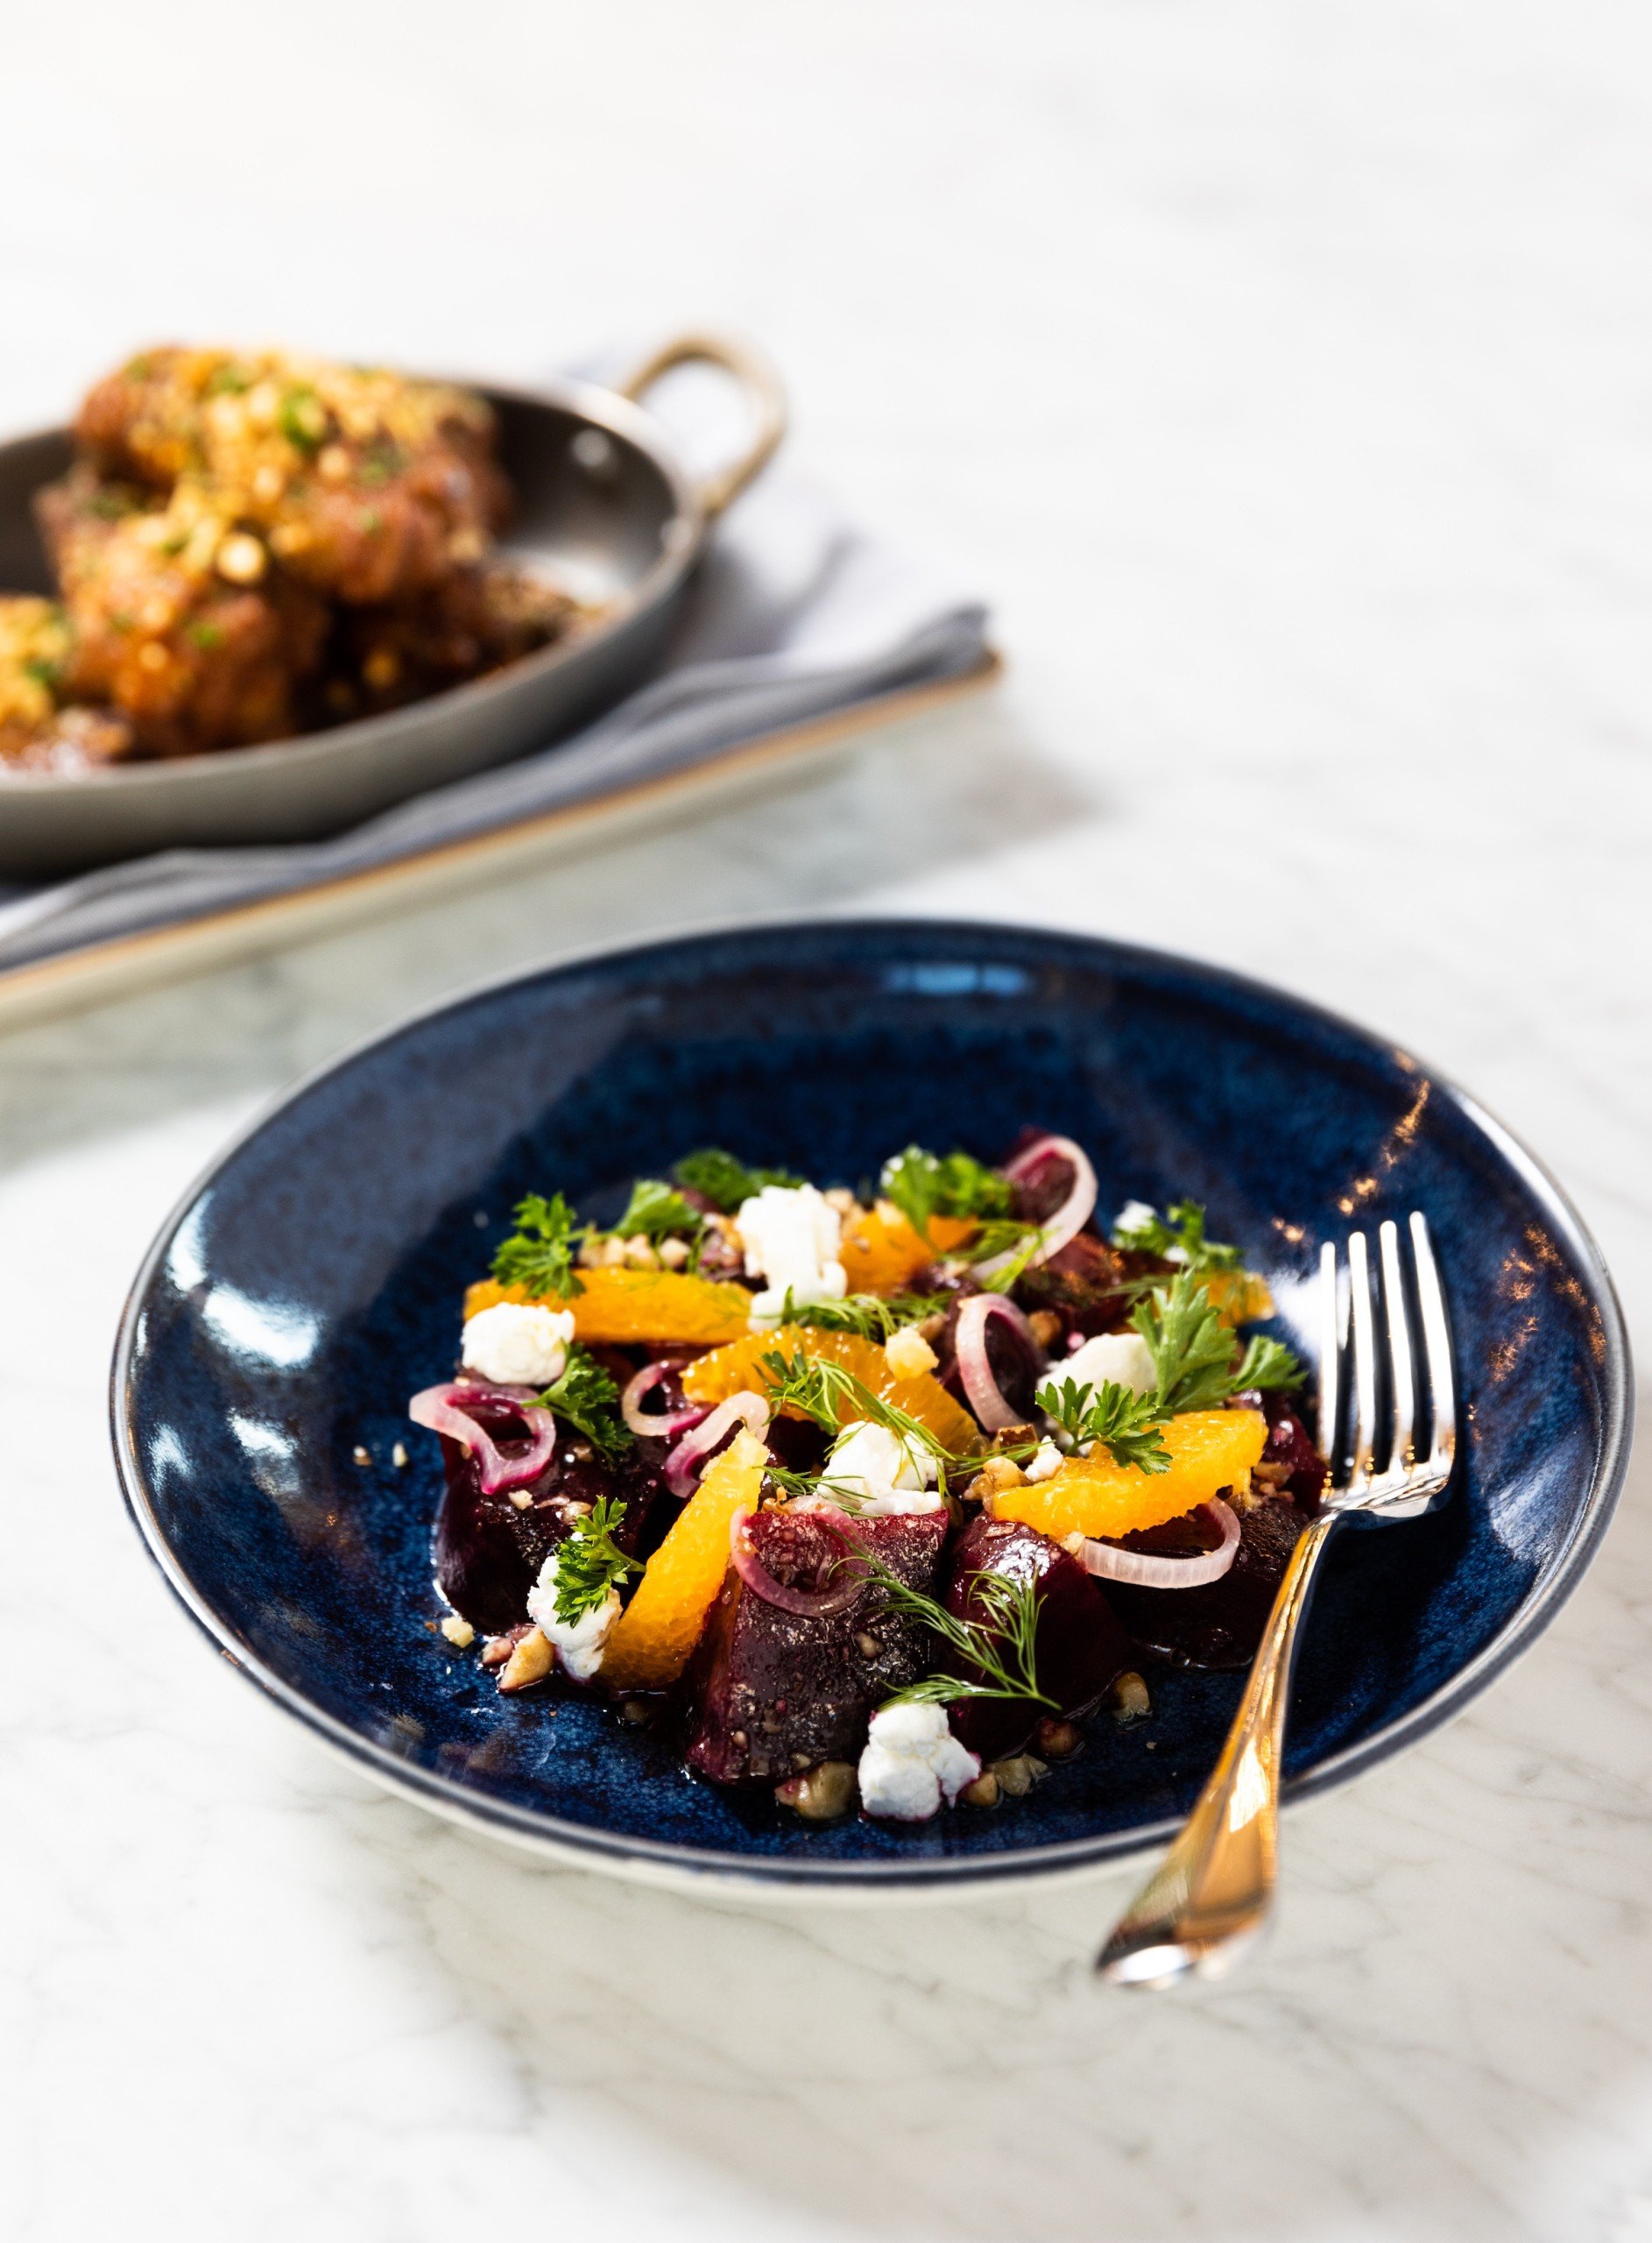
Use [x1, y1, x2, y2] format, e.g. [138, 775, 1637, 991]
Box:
[1317, 1213, 1455, 1510]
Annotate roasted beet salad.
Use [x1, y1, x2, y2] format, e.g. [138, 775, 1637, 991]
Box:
[409, 1136, 1326, 1826]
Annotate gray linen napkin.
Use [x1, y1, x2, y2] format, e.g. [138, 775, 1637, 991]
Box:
[0, 466, 988, 972]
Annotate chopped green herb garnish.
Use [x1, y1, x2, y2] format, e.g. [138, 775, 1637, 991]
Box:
[672, 1147, 804, 1213]
[550, 1494, 639, 1624]
[278, 385, 327, 453]
[21, 655, 62, 688]
[537, 1343, 632, 1460]
[491, 1192, 587, 1299]
[1035, 1375, 1171, 1473]
[204, 364, 251, 396]
[1111, 1199, 1245, 1273]
[879, 1145, 1012, 1242]
[187, 620, 225, 650]
[612, 1177, 703, 1242]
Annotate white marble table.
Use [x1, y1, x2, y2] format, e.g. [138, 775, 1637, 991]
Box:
[3, 5, 1650, 2237]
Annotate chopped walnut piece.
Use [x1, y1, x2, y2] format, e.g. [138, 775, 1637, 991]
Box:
[498, 1626, 554, 1692]
[976, 1453, 1027, 1497]
[990, 1754, 1048, 1797]
[775, 1760, 858, 1821]
[1033, 1716, 1083, 1759]
[439, 1614, 475, 1650]
[884, 1324, 939, 1379]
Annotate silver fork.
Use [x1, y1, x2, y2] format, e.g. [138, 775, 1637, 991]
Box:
[1096, 1213, 1457, 1987]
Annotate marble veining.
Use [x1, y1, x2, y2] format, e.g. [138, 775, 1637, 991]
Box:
[4, 4, 1652, 2238]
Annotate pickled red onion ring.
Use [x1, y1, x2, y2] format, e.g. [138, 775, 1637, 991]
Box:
[729, 1504, 870, 1617]
[1078, 1498, 1240, 1588]
[621, 1361, 709, 1441]
[663, 1390, 771, 1497]
[408, 1383, 556, 1497]
[978, 1133, 1099, 1276]
[953, 1291, 1046, 1432]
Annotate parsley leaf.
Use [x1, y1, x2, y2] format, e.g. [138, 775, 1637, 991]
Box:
[1034, 1375, 1171, 1473]
[780, 1290, 948, 1342]
[491, 1192, 586, 1299]
[550, 1495, 640, 1625]
[1132, 1271, 1305, 1412]
[1110, 1199, 1245, 1273]
[1131, 1270, 1243, 1412]
[879, 1145, 1012, 1241]
[672, 1147, 804, 1212]
[1232, 1334, 1306, 1391]
[612, 1177, 703, 1242]
[537, 1343, 632, 1460]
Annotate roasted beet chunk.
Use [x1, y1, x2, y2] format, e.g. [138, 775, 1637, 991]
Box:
[433, 1400, 665, 1635]
[1254, 1392, 1327, 1507]
[1015, 1235, 1161, 1340]
[942, 1514, 1133, 1762]
[685, 1508, 949, 1785]
[1104, 1495, 1312, 1670]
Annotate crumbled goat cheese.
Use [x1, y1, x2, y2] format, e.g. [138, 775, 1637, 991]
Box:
[822, 1419, 943, 1515]
[1045, 1330, 1158, 1405]
[462, 1301, 576, 1388]
[858, 1702, 981, 1821]
[736, 1183, 848, 1327]
[1023, 1436, 1065, 1482]
[526, 1546, 618, 1682]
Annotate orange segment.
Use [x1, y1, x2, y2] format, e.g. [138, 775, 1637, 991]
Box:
[599, 1428, 768, 1690]
[838, 1205, 978, 1293]
[463, 1267, 753, 1347]
[681, 1325, 979, 1454]
[990, 1409, 1267, 1540]
[1199, 1269, 1274, 1327]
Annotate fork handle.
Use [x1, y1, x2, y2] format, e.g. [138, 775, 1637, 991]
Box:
[1097, 1507, 1341, 1985]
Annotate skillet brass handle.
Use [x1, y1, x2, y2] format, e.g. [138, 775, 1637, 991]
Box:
[616, 331, 787, 519]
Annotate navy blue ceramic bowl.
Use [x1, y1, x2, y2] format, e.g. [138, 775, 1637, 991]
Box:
[112, 920, 1632, 1892]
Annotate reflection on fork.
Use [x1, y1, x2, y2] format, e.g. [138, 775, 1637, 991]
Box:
[1096, 1213, 1458, 1989]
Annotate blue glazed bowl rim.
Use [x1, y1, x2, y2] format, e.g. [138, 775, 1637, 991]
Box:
[109, 916, 1635, 1893]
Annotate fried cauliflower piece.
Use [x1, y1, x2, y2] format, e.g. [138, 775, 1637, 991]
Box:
[38, 467, 327, 756]
[77, 346, 509, 605]
[0, 594, 134, 773]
